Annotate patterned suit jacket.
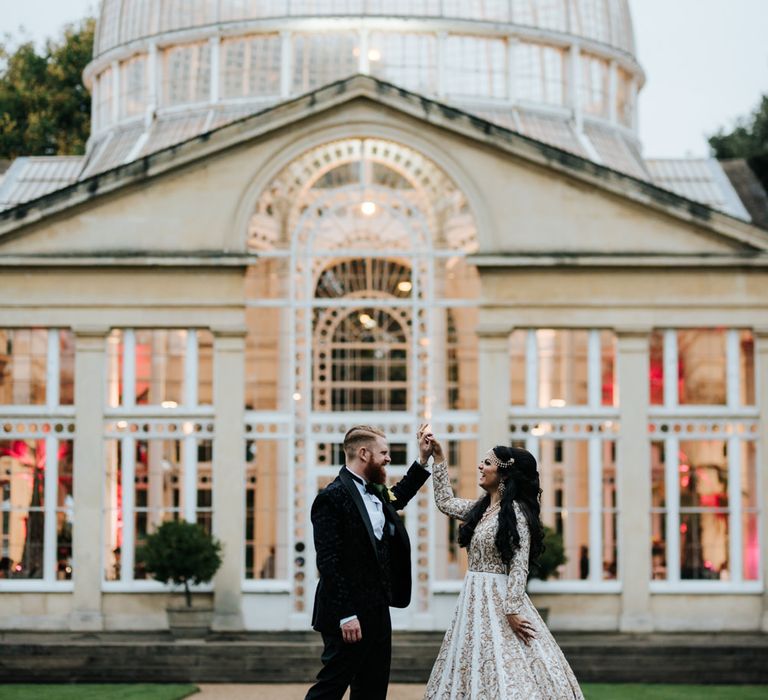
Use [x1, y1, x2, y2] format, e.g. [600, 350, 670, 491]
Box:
[310, 462, 430, 633]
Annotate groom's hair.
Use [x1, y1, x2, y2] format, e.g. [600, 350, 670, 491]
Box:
[343, 425, 386, 461]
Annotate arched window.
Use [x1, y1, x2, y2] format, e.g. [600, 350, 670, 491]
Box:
[313, 258, 413, 411]
[314, 306, 409, 412]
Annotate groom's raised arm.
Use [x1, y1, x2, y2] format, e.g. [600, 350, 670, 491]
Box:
[387, 423, 434, 509]
[389, 461, 430, 510]
[311, 492, 355, 621]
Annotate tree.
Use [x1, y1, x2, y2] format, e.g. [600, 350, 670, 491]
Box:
[0, 18, 94, 159]
[709, 95, 768, 191]
[138, 520, 223, 608]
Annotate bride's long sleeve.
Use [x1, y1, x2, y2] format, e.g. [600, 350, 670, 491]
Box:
[503, 502, 531, 615]
[432, 460, 475, 521]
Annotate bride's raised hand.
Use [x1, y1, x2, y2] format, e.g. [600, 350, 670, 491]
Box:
[417, 423, 434, 464]
[429, 436, 445, 464]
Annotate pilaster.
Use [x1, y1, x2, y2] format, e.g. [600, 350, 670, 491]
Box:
[616, 329, 653, 632]
[70, 326, 108, 631]
[211, 328, 247, 631]
[477, 330, 511, 456]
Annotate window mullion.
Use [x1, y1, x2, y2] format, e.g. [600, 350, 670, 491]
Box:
[46, 329, 60, 409]
[588, 435, 602, 582]
[121, 436, 136, 583]
[183, 434, 198, 524]
[729, 436, 743, 583]
[665, 435, 681, 582]
[587, 329, 601, 409]
[280, 30, 292, 98]
[123, 329, 136, 409]
[43, 435, 59, 583]
[184, 329, 198, 409]
[663, 329, 677, 408]
[525, 329, 538, 409]
[726, 328, 740, 409]
[436, 31, 446, 98]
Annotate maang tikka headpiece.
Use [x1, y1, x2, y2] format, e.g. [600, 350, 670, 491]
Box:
[488, 451, 515, 470]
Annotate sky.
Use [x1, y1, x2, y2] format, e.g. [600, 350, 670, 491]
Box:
[1, 0, 766, 159]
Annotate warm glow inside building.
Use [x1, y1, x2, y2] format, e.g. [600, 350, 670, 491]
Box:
[0, 0, 767, 633]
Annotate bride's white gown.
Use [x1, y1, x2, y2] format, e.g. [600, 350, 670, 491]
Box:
[425, 461, 585, 700]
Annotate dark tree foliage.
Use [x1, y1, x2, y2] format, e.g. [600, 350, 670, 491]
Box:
[138, 520, 223, 607]
[0, 18, 94, 159]
[709, 95, 768, 191]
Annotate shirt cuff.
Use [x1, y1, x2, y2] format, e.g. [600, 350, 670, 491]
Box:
[339, 615, 358, 627]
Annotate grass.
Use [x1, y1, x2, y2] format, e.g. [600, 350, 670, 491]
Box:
[583, 685, 768, 700]
[2, 684, 767, 700]
[0, 686, 198, 700]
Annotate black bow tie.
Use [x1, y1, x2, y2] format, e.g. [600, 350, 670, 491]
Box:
[348, 471, 365, 486]
[348, 470, 388, 501]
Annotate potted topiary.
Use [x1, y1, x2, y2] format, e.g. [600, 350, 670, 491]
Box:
[138, 520, 223, 638]
[528, 525, 567, 624]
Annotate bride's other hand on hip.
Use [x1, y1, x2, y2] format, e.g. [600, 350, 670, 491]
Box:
[506, 613, 536, 645]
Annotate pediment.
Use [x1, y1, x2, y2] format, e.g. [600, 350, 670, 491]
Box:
[0, 75, 765, 262]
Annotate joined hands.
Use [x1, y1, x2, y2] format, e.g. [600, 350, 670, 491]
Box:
[417, 423, 445, 464]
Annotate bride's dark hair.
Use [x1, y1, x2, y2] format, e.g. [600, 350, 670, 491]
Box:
[457, 445, 545, 572]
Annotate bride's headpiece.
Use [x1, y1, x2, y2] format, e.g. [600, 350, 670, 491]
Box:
[488, 450, 515, 470]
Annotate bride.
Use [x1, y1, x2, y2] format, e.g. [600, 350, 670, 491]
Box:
[424, 434, 584, 699]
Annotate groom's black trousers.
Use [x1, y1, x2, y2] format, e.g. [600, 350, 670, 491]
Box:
[304, 604, 392, 700]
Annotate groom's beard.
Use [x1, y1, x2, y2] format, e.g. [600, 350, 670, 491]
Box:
[363, 461, 388, 485]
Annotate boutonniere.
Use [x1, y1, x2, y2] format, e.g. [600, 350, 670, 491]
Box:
[368, 482, 396, 504]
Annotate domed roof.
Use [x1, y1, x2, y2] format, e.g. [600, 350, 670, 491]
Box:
[84, 0, 646, 180]
[95, 0, 636, 58]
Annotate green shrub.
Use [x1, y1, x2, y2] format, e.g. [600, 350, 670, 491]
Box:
[531, 525, 566, 581]
[137, 520, 222, 607]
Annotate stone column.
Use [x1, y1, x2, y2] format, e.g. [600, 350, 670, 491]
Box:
[477, 329, 511, 457]
[70, 326, 108, 631]
[616, 329, 653, 632]
[755, 331, 768, 631]
[211, 328, 247, 631]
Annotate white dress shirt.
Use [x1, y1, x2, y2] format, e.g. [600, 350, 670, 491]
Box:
[340, 467, 386, 627]
[345, 466, 385, 540]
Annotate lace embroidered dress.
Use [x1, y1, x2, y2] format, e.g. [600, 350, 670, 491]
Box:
[425, 460, 584, 700]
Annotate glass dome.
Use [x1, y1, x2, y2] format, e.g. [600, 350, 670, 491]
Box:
[94, 1, 637, 57]
[82, 0, 647, 179]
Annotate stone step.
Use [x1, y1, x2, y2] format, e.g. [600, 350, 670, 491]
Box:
[1, 632, 767, 684]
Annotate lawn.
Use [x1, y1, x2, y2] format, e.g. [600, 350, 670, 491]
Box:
[0, 686, 197, 700]
[583, 685, 768, 700]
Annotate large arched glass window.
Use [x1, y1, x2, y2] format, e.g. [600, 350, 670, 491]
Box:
[246, 138, 479, 609]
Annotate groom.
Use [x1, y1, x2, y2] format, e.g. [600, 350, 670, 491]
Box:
[305, 424, 433, 700]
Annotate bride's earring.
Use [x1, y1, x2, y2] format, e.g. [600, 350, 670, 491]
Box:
[498, 480, 506, 497]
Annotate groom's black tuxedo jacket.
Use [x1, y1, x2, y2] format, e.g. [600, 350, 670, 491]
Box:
[310, 462, 430, 633]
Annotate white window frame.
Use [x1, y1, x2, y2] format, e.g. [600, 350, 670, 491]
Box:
[428, 425, 480, 593]
[101, 419, 214, 591]
[0, 328, 75, 592]
[509, 328, 621, 594]
[649, 328, 762, 594]
[107, 328, 212, 414]
[101, 327, 215, 591]
[241, 414, 293, 593]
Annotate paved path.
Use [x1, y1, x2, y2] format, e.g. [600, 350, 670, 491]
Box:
[194, 684, 425, 699]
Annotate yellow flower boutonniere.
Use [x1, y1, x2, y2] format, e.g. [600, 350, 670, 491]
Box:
[367, 482, 396, 504]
